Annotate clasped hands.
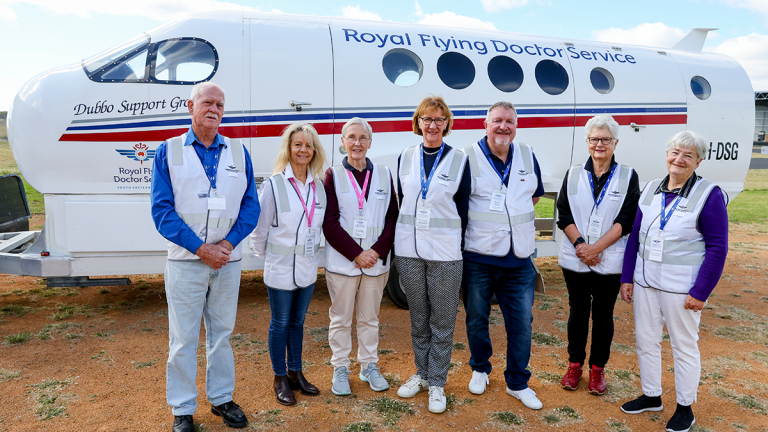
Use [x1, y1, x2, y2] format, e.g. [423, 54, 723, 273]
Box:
[354, 249, 380, 269]
[575, 243, 602, 266]
[196, 240, 234, 269]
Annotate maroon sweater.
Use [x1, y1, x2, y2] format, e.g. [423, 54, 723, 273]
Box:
[322, 158, 399, 263]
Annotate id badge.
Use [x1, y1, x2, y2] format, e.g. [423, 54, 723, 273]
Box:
[304, 235, 315, 257]
[352, 216, 368, 239]
[415, 207, 431, 230]
[207, 195, 226, 211]
[587, 215, 604, 237]
[489, 190, 505, 212]
[649, 233, 664, 262]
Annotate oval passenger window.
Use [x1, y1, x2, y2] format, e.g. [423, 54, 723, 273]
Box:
[535, 60, 569, 95]
[590, 67, 614, 94]
[488, 56, 524, 93]
[690, 76, 711, 100]
[437, 52, 475, 90]
[382, 49, 423, 87]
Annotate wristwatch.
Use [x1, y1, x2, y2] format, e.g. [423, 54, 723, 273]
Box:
[573, 237, 585, 248]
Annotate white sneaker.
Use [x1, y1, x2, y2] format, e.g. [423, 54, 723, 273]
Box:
[397, 374, 429, 398]
[468, 371, 489, 395]
[428, 386, 446, 413]
[506, 387, 543, 410]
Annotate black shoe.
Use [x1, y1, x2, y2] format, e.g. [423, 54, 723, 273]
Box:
[287, 370, 320, 396]
[620, 395, 663, 414]
[666, 404, 695, 432]
[274, 375, 297, 406]
[211, 401, 248, 428]
[172, 415, 194, 432]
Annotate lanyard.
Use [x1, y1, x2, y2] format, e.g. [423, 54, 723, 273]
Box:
[659, 192, 683, 231]
[587, 164, 617, 209]
[288, 178, 316, 228]
[419, 143, 445, 201]
[347, 169, 370, 215]
[197, 143, 222, 191]
[481, 140, 512, 185]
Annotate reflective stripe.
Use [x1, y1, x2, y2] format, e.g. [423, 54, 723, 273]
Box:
[266, 242, 320, 256]
[686, 179, 712, 209]
[618, 165, 630, 195]
[229, 139, 245, 173]
[639, 233, 706, 252]
[170, 136, 184, 166]
[334, 165, 349, 193]
[342, 226, 384, 238]
[376, 165, 389, 192]
[643, 179, 663, 206]
[568, 165, 583, 196]
[518, 143, 533, 174]
[314, 178, 327, 208]
[468, 210, 536, 226]
[179, 213, 236, 229]
[271, 175, 291, 213]
[639, 249, 705, 265]
[401, 146, 416, 173]
[397, 214, 462, 228]
[463, 144, 481, 177]
[448, 150, 464, 181]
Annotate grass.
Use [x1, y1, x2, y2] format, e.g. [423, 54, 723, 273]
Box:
[535, 197, 554, 219]
[611, 342, 635, 355]
[491, 411, 525, 425]
[543, 405, 580, 424]
[307, 326, 328, 342]
[377, 348, 394, 355]
[531, 332, 564, 346]
[536, 371, 562, 384]
[603, 379, 638, 403]
[134, 360, 156, 369]
[343, 422, 375, 432]
[729, 190, 768, 224]
[28, 379, 70, 420]
[0, 368, 21, 380]
[365, 396, 413, 427]
[607, 419, 632, 432]
[49, 304, 91, 321]
[383, 373, 401, 387]
[553, 319, 568, 332]
[5, 331, 32, 344]
[452, 341, 466, 351]
[750, 351, 768, 366]
[713, 323, 768, 345]
[713, 387, 768, 414]
[0, 304, 34, 317]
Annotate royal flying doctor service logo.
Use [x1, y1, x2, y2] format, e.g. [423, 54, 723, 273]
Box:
[116, 143, 155, 164]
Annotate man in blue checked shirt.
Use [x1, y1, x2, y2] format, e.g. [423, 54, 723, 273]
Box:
[150, 82, 259, 432]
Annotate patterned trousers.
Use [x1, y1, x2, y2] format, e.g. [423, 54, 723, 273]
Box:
[395, 256, 462, 388]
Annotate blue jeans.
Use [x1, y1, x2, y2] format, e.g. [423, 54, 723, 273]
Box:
[266, 284, 315, 376]
[462, 260, 535, 391]
[165, 259, 242, 416]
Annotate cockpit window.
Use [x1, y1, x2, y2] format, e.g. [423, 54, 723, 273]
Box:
[83, 36, 218, 85]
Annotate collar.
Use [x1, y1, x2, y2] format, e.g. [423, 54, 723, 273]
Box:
[479, 136, 512, 164]
[284, 163, 314, 185]
[184, 127, 227, 148]
[655, 172, 699, 198]
[584, 155, 617, 176]
[342, 156, 374, 172]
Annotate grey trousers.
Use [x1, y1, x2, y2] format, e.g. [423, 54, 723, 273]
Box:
[395, 256, 462, 387]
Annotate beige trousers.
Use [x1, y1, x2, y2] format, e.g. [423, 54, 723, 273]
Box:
[325, 271, 389, 370]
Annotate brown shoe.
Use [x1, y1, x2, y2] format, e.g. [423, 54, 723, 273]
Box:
[588, 365, 607, 395]
[560, 362, 583, 391]
[287, 370, 320, 396]
[273, 375, 296, 406]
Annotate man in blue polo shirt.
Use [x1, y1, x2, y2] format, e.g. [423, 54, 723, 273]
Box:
[458, 101, 545, 410]
[151, 82, 259, 431]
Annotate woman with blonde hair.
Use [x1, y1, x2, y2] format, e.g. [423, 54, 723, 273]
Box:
[251, 123, 328, 406]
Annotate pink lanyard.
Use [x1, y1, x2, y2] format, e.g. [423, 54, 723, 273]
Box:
[346, 169, 370, 215]
[288, 178, 316, 228]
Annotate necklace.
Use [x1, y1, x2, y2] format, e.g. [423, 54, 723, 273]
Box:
[423, 147, 439, 155]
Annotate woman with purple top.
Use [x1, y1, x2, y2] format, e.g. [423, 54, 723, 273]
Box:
[618, 131, 729, 432]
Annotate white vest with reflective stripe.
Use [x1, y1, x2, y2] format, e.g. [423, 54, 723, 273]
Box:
[462, 141, 537, 259]
[558, 163, 633, 274]
[325, 164, 392, 277]
[634, 177, 720, 293]
[263, 172, 327, 290]
[395, 145, 467, 261]
[166, 133, 248, 261]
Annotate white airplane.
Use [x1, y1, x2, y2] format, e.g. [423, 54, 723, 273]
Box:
[2, 11, 753, 307]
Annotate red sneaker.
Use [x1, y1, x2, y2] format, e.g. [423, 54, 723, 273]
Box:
[588, 365, 607, 395]
[560, 362, 583, 391]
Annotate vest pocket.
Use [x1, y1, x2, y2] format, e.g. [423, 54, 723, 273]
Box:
[432, 234, 460, 261]
[264, 261, 294, 290]
[465, 225, 492, 255]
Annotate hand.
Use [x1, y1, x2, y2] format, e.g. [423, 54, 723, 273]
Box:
[195, 243, 231, 269]
[575, 243, 602, 266]
[354, 249, 380, 269]
[217, 239, 234, 252]
[684, 295, 706, 312]
[620, 283, 634, 304]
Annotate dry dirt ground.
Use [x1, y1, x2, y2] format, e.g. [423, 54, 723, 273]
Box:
[1, 224, 768, 432]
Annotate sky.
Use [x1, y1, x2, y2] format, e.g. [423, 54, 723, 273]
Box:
[1, 0, 767, 111]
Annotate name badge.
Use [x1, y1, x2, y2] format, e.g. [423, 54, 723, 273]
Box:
[352, 216, 368, 239]
[304, 235, 315, 257]
[587, 215, 604, 237]
[415, 207, 431, 230]
[207, 196, 226, 211]
[489, 190, 505, 212]
[648, 233, 664, 262]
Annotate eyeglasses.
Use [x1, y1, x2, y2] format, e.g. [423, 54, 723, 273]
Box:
[587, 137, 615, 145]
[420, 117, 447, 126]
[343, 137, 370, 144]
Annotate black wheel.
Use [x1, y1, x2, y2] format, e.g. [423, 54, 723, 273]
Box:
[385, 255, 409, 309]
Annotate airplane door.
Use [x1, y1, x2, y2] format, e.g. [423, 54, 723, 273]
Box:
[567, 45, 688, 183]
[248, 20, 335, 180]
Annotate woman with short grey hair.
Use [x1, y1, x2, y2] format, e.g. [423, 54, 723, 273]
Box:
[618, 130, 729, 432]
[556, 113, 640, 396]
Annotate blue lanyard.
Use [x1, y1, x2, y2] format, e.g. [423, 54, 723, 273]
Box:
[419, 143, 445, 200]
[587, 164, 617, 209]
[481, 140, 512, 185]
[659, 192, 683, 231]
[197, 143, 222, 191]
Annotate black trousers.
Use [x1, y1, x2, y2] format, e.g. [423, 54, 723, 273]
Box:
[561, 268, 622, 368]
